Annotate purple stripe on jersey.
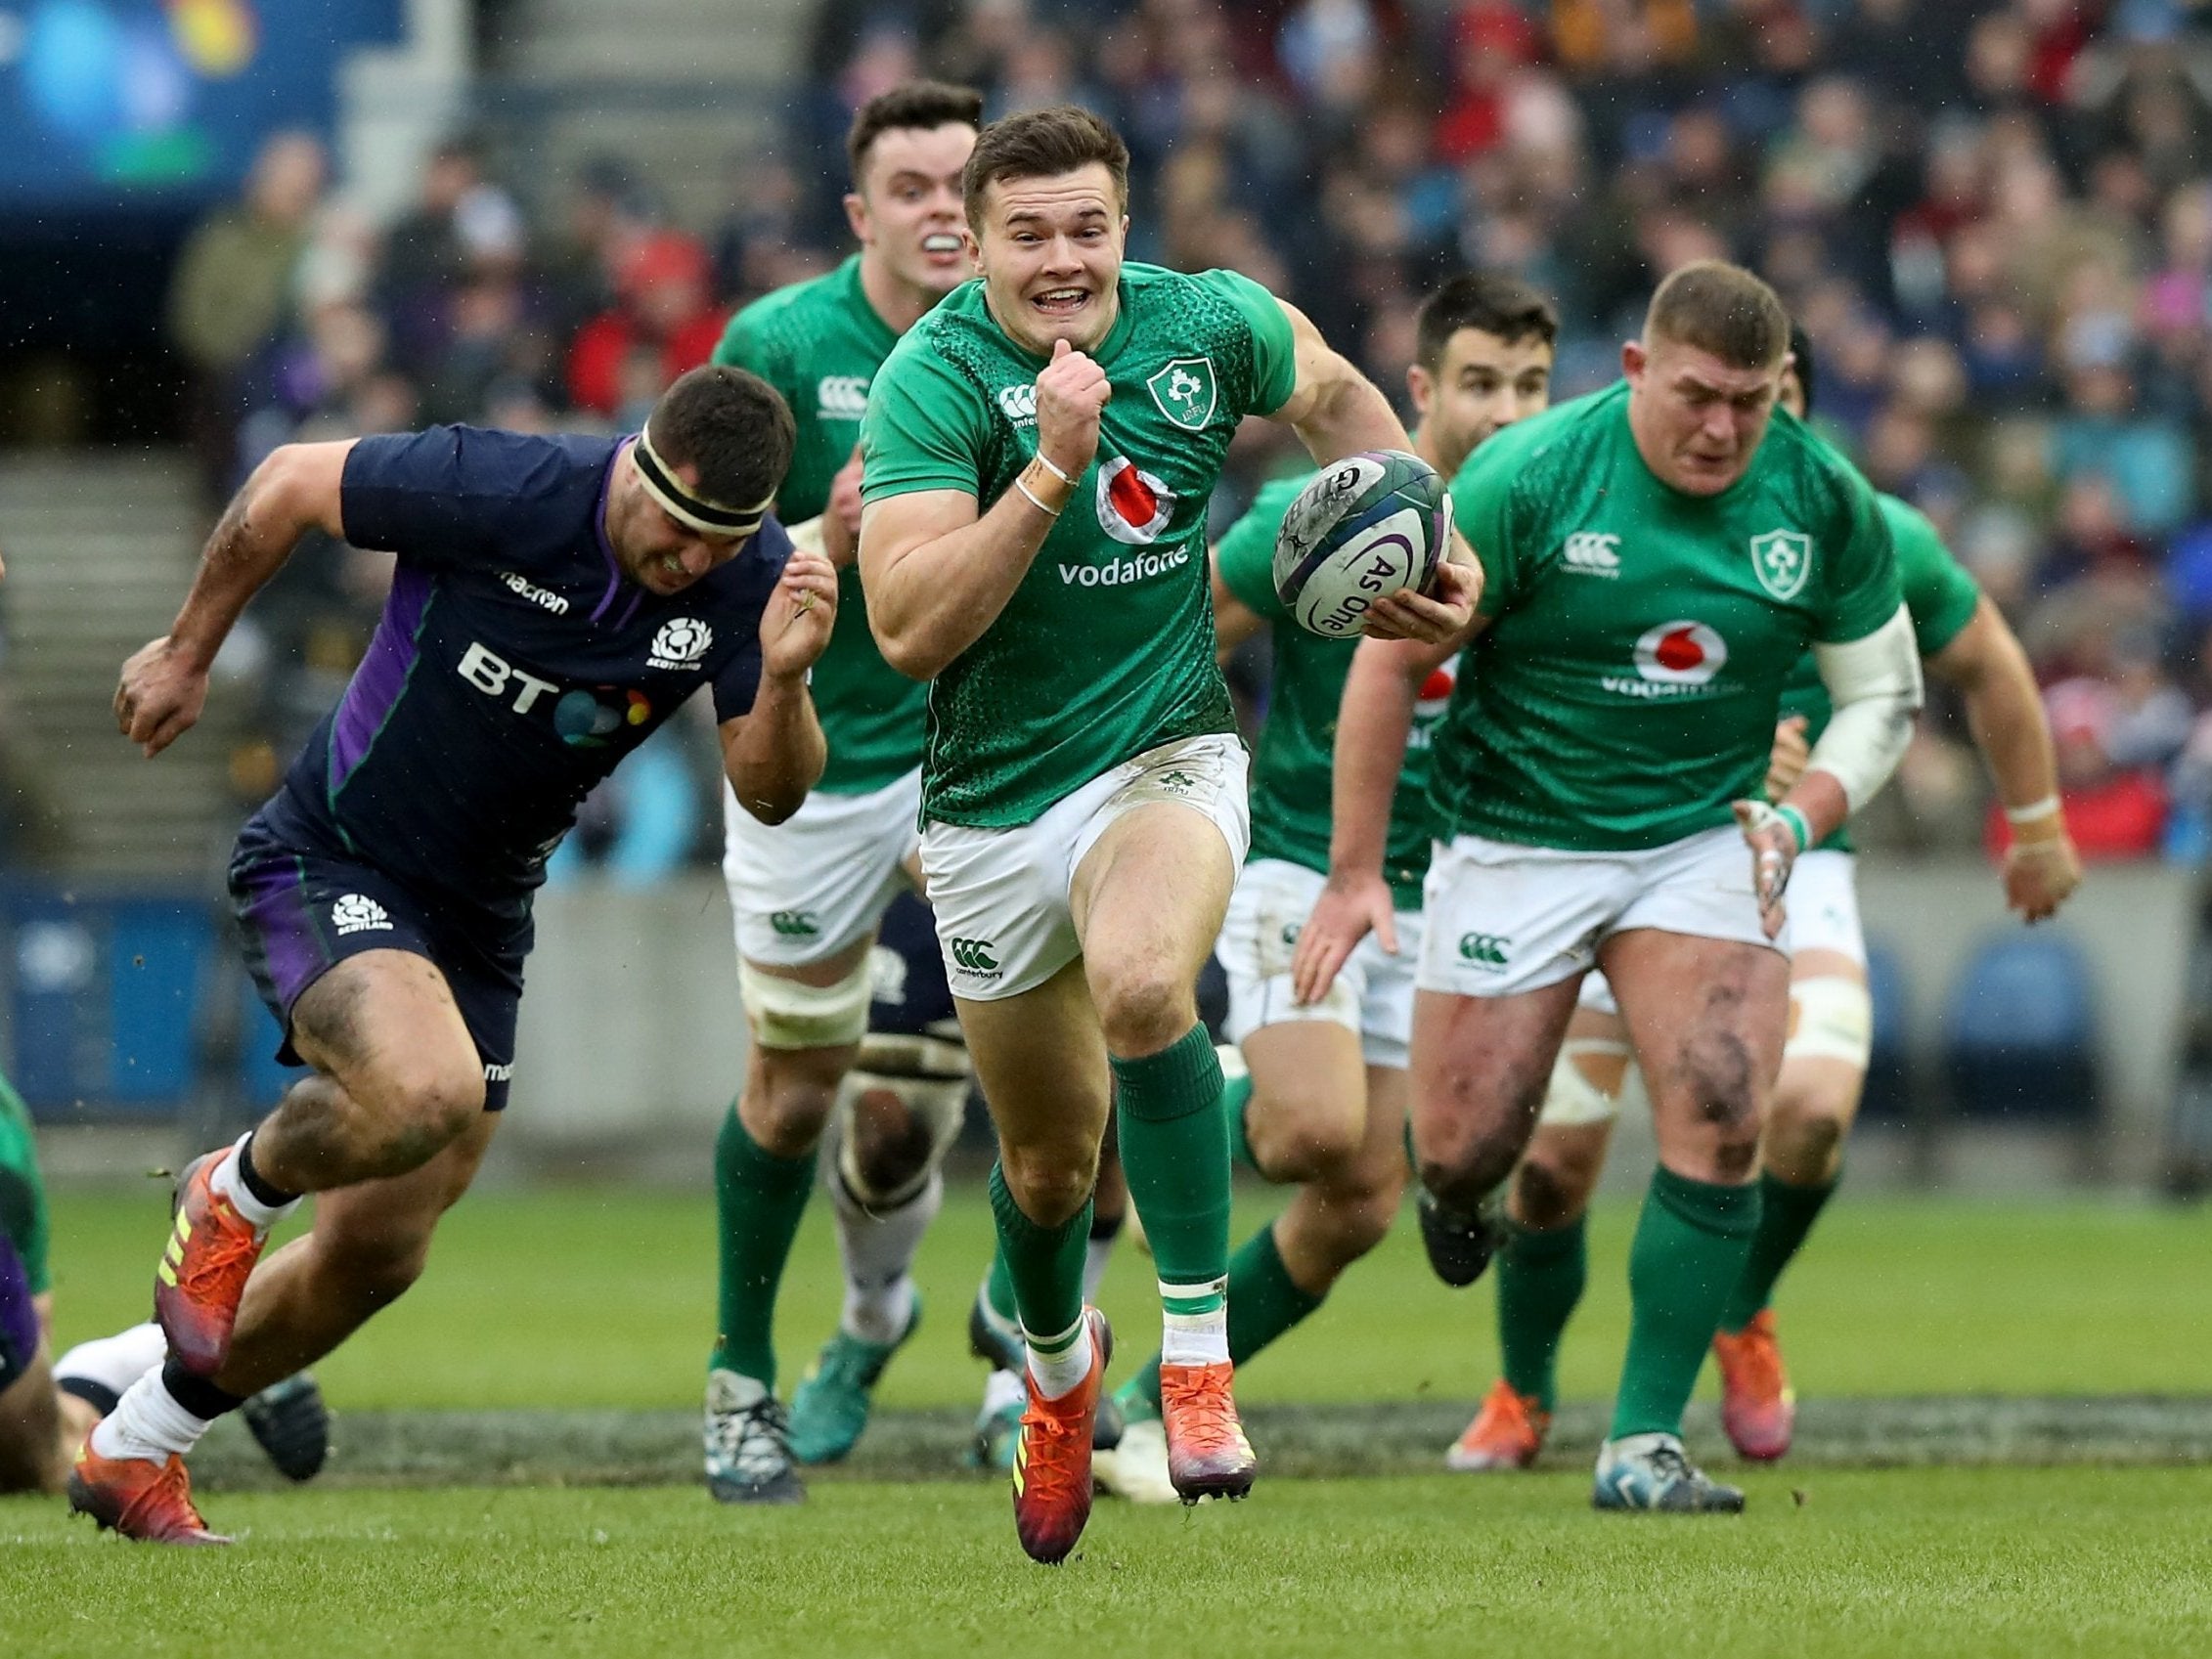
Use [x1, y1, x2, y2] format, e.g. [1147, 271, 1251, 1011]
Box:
[239, 855, 331, 1010]
[590, 441, 629, 623]
[0, 1233, 34, 1375]
[330, 565, 433, 789]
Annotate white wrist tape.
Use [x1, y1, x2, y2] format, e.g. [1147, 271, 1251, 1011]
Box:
[1808, 605, 1924, 810]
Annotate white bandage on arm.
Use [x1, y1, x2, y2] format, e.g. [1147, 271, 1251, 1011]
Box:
[1807, 605, 1924, 810]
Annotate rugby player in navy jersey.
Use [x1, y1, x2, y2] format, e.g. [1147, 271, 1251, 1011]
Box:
[70, 365, 834, 1544]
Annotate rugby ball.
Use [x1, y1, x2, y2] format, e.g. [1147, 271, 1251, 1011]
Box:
[1272, 451, 1451, 639]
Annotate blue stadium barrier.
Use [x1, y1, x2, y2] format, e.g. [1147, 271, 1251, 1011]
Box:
[1858, 939, 1913, 1123]
[1941, 932, 2101, 1123]
[1, 887, 214, 1117]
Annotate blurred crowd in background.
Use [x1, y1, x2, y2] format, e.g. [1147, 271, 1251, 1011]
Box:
[168, 0, 2212, 876]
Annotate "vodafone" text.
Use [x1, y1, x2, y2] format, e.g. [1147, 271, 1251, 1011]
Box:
[1057, 545, 1192, 587]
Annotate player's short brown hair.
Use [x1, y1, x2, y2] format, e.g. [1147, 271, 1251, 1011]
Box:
[1415, 273, 1559, 369]
[962, 106, 1129, 229]
[1645, 261, 1791, 371]
[846, 80, 985, 186]
[649, 365, 795, 521]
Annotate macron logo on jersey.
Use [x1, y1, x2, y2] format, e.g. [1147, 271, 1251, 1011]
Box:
[818, 375, 869, 419]
[499, 570, 570, 615]
[996, 385, 1039, 427]
[1563, 532, 1620, 578]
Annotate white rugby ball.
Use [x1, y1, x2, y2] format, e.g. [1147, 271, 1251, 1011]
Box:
[1271, 451, 1451, 639]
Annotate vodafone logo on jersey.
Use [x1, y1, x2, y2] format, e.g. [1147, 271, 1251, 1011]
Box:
[1601, 620, 1730, 700]
[1095, 456, 1176, 545]
[1408, 655, 1460, 752]
[1634, 620, 1728, 684]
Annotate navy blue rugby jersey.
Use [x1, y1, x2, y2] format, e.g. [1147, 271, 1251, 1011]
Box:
[254, 425, 791, 919]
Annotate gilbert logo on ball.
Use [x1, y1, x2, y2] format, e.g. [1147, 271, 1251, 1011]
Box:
[1272, 451, 1450, 638]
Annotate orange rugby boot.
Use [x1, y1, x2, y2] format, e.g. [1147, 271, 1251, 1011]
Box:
[1010, 1308, 1112, 1564]
[154, 1152, 271, 1377]
[1158, 1358, 1256, 1503]
[1446, 1378, 1551, 1471]
[66, 1440, 229, 1546]
[1712, 1307, 1796, 1462]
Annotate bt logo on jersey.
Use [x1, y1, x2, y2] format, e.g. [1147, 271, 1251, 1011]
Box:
[459, 640, 560, 713]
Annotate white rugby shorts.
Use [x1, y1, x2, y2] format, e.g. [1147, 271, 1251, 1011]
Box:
[921, 733, 1249, 1002]
[1417, 824, 1778, 1000]
[1217, 856, 1421, 1070]
[724, 767, 923, 967]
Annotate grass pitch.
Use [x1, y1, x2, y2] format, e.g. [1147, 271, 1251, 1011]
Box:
[13, 1184, 2209, 1656]
[39, 1184, 2212, 1411]
[4, 1470, 2209, 1658]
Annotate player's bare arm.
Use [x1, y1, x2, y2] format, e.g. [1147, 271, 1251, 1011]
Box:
[861, 337, 1109, 678]
[1292, 627, 1477, 1003]
[1209, 549, 1267, 659]
[722, 547, 837, 823]
[115, 439, 355, 758]
[1926, 595, 2079, 921]
[1268, 299, 1482, 645]
[1766, 714, 1811, 802]
[1736, 605, 1924, 937]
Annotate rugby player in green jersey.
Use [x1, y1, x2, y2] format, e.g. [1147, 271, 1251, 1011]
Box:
[706, 80, 1078, 1504]
[859, 106, 1476, 1561]
[1296, 262, 1924, 1512]
[1096, 273, 1558, 1503]
[1451, 326, 2081, 1474]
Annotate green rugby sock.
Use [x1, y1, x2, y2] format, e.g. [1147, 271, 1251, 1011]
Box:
[1113, 1025, 1232, 1326]
[1495, 1215, 1587, 1414]
[984, 1245, 1018, 1324]
[987, 1162, 1090, 1349]
[710, 1105, 817, 1388]
[1224, 1069, 1258, 1170]
[1127, 1220, 1325, 1412]
[1610, 1167, 1761, 1440]
[1719, 1170, 1837, 1333]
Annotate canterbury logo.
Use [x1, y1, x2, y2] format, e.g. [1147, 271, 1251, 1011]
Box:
[817, 374, 868, 418]
[996, 384, 1039, 425]
[769, 910, 818, 938]
[1563, 532, 1620, 576]
[1457, 932, 1510, 969]
[950, 937, 1000, 975]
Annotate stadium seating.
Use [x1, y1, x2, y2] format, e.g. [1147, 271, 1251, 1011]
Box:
[1941, 932, 2101, 1123]
[1858, 939, 1914, 1125]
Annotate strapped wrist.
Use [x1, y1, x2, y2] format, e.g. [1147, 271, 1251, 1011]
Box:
[1773, 803, 1811, 854]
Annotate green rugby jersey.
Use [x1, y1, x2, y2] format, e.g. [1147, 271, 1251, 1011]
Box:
[1779, 492, 1980, 853]
[0, 1070, 48, 1295]
[715, 255, 925, 794]
[1217, 469, 1454, 908]
[861, 263, 1297, 827]
[1436, 382, 1901, 852]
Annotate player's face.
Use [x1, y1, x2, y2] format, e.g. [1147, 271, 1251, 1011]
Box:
[969, 163, 1128, 357]
[612, 456, 747, 595]
[1408, 327, 1554, 478]
[1623, 333, 1785, 496]
[849, 123, 976, 299]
